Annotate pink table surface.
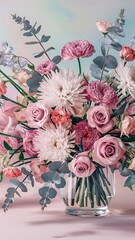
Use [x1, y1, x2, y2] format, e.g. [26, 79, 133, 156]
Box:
[0, 174, 135, 240]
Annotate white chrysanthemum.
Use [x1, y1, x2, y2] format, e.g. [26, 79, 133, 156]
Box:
[113, 61, 135, 98]
[38, 69, 86, 115]
[34, 125, 75, 162]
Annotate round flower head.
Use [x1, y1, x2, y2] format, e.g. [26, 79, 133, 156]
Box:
[38, 69, 86, 115]
[61, 40, 95, 60]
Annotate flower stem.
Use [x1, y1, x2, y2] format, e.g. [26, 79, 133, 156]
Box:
[0, 132, 22, 139]
[1, 95, 26, 108]
[77, 58, 82, 75]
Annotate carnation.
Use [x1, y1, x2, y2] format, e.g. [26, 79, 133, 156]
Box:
[37, 60, 56, 75]
[86, 81, 119, 108]
[38, 69, 86, 115]
[72, 121, 101, 151]
[34, 125, 75, 162]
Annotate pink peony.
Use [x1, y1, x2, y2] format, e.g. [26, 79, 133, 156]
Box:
[92, 135, 126, 166]
[87, 105, 116, 134]
[0, 80, 7, 95]
[121, 116, 135, 136]
[72, 121, 101, 151]
[86, 81, 119, 108]
[96, 21, 112, 33]
[51, 109, 71, 125]
[25, 102, 50, 128]
[30, 159, 49, 183]
[120, 46, 135, 62]
[69, 152, 95, 178]
[61, 40, 95, 60]
[3, 167, 22, 178]
[37, 61, 56, 75]
[21, 130, 38, 157]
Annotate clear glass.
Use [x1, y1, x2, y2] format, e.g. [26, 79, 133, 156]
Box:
[60, 167, 115, 217]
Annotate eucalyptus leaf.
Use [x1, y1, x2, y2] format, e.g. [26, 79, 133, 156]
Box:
[48, 188, 57, 199]
[55, 177, 66, 188]
[105, 55, 118, 69]
[27, 71, 43, 93]
[110, 42, 122, 51]
[101, 44, 106, 56]
[52, 55, 61, 64]
[35, 25, 41, 34]
[25, 41, 39, 45]
[41, 35, 51, 42]
[34, 51, 45, 58]
[124, 175, 135, 187]
[90, 63, 102, 79]
[49, 161, 63, 172]
[23, 32, 33, 37]
[111, 101, 127, 118]
[46, 47, 55, 53]
[41, 172, 55, 182]
[93, 56, 105, 69]
[39, 186, 49, 197]
[120, 168, 133, 177]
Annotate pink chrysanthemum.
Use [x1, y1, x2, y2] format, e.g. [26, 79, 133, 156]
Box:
[72, 121, 101, 151]
[86, 81, 119, 108]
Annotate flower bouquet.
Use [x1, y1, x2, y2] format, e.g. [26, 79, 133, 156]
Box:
[0, 9, 135, 216]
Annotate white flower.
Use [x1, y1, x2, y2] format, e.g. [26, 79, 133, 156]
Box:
[113, 61, 135, 98]
[34, 125, 75, 162]
[38, 69, 86, 115]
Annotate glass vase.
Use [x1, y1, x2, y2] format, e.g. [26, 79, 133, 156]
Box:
[60, 167, 115, 217]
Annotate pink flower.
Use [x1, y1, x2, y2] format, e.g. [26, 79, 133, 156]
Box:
[86, 81, 119, 108]
[30, 159, 49, 183]
[72, 121, 101, 151]
[96, 21, 112, 33]
[14, 108, 26, 122]
[129, 158, 135, 170]
[25, 102, 50, 128]
[3, 100, 20, 117]
[51, 109, 71, 125]
[0, 80, 7, 95]
[37, 61, 56, 75]
[13, 70, 32, 85]
[120, 46, 135, 62]
[21, 130, 38, 157]
[0, 129, 20, 153]
[3, 167, 22, 178]
[92, 135, 126, 166]
[61, 40, 95, 60]
[69, 152, 95, 178]
[125, 102, 135, 116]
[121, 116, 135, 136]
[87, 105, 115, 134]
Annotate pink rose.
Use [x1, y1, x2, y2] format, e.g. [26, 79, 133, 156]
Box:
[21, 130, 38, 157]
[3, 167, 22, 178]
[121, 116, 135, 136]
[30, 159, 49, 183]
[125, 102, 135, 116]
[120, 46, 135, 62]
[61, 40, 95, 60]
[25, 102, 50, 128]
[86, 81, 119, 108]
[129, 158, 135, 170]
[87, 105, 115, 134]
[3, 100, 20, 117]
[37, 61, 56, 75]
[0, 80, 7, 95]
[96, 21, 112, 33]
[92, 135, 126, 166]
[73, 121, 101, 151]
[69, 152, 95, 178]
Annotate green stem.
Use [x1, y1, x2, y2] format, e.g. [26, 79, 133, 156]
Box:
[12, 155, 38, 166]
[9, 145, 23, 159]
[1, 95, 26, 108]
[77, 58, 82, 75]
[33, 34, 51, 61]
[0, 132, 22, 139]
[87, 177, 94, 208]
[78, 178, 85, 207]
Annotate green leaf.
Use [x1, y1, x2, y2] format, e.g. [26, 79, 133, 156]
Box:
[34, 51, 45, 58]
[46, 47, 55, 53]
[35, 25, 41, 34]
[27, 63, 35, 70]
[124, 175, 135, 188]
[4, 141, 13, 151]
[0, 172, 3, 182]
[105, 55, 118, 69]
[41, 35, 51, 42]
[52, 55, 61, 64]
[23, 32, 33, 37]
[25, 41, 39, 45]
[111, 101, 127, 118]
[19, 152, 24, 161]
